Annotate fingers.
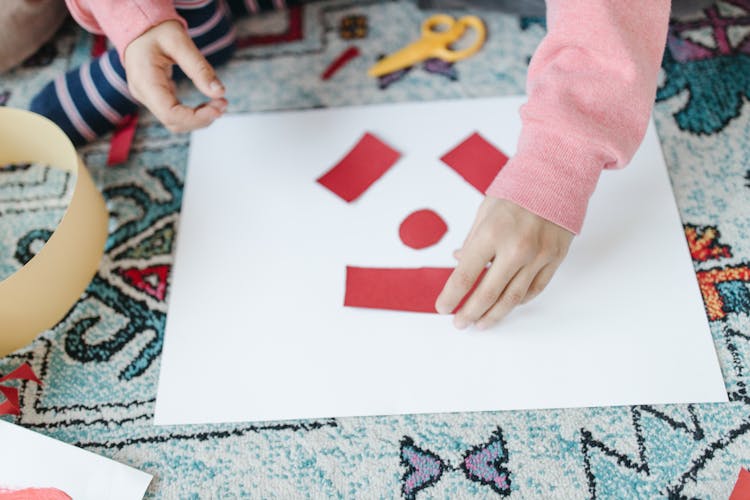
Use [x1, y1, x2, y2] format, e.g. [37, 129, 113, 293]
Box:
[165, 29, 225, 100]
[474, 266, 539, 330]
[133, 64, 226, 132]
[435, 235, 494, 316]
[521, 262, 559, 304]
[452, 253, 524, 329]
[124, 21, 227, 134]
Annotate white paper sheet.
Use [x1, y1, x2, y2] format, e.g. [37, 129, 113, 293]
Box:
[155, 96, 728, 425]
[0, 420, 152, 499]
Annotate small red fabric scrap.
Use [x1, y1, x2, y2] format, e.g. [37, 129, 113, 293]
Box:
[344, 266, 484, 313]
[317, 133, 401, 202]
[440, 132, 508, 193]
[321, 46, 361, 80]
[107, 112, 138, 166]
[730, 468, 750, 500]
[399, 209, 448, 250]
[0, 363, 42, 416]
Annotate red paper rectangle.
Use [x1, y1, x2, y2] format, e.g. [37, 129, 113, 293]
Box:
[317, 133, 401, 202]
[107, 112, 138, 166]
[440, 132, 508, 193]
[344, 266, 484, 313]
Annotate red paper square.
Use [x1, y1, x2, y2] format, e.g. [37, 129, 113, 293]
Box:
[440, 132, 508, 193]
[317, 133, 401, 202]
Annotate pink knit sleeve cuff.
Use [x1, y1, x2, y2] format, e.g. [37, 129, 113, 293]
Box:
[485, 123, 610, 235]
[90, 1, 186, 62]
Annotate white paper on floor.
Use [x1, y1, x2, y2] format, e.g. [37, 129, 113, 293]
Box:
[154, 96, 727, 425]
[0, 420, 152, 499]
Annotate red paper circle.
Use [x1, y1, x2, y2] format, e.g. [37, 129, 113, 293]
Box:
[399, 209, 448, 250]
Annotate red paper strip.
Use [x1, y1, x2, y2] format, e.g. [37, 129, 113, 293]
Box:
[344, 266, 485, 313]
[317, 133, 401, 202]
[321, 46, 361, 80]
[91, 35, 108, 57]
[440, 132, 508, 193]
[107, 112, 138, 166]
[0, 488, 72, 500]
[399, 209, 448, 250]
[730, 468, 750, 500]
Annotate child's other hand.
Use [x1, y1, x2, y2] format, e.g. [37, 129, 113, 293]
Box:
[123, 20, 227, 133]
[435, 197, 573, 330]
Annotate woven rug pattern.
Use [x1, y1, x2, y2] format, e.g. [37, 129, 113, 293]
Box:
[1, 1, 750, 497]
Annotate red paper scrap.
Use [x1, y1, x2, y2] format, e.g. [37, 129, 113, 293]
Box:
[317, 133, 401, 202]
[91, 35, 108, 57]
[321, 46, 361, 80]
[440, 132, 508, 193]
[0, 488, 71, 500]
[0, 363, 42, 416]
[730, 468, 750, 500]
[344, 266, 485, 313]
[399, 209, 448, 250]
[107, 112, 138, 166]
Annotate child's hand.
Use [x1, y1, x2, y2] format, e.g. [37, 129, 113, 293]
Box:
[435, 197, 573, 330]
[123, 20, 227, 133]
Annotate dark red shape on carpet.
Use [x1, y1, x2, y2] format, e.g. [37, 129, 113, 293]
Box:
[0, 363, 42, 416]
[237, 6, 304, 47]
[440, 132, 508, 193]
[399, 209, 448, 249]
[317, 133, 401, 202]
[117, 264, 171, 301]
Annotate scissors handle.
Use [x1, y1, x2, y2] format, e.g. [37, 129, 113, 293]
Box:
[367, 14, 486, 77]
[424, 15, 486, 63]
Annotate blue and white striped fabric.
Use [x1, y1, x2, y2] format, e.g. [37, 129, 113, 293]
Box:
[30, 0, 249, 145]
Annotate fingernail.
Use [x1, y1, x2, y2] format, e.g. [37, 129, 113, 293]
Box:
[209, 80, 224, 93]
[454, 317, 470, 330]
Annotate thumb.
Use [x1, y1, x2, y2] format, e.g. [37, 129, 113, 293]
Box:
[168, 32, 225, 99]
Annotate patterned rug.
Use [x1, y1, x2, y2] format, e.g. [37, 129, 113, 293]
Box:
[2, 1, 750, 497]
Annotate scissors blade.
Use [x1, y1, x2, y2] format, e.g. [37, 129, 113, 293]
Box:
[368, 39, 433, 77]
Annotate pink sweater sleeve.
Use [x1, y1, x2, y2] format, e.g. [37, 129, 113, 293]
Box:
[485, 0, 670, 234]
[65, 0, 185, 61]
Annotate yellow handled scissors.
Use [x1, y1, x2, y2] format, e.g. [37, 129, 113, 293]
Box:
[368, 14, 486, 78]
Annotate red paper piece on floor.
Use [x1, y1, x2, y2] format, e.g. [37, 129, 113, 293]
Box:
[107, 112, 138, 166]
[317, 133, 401, 202]
[0, 488, 72, 500]
[399, 209, 448, 249]
[440, 132, 508, 193]
[321, 46, 361, 80]
[730, 468, 750, 500]
[0, 363, 42, 416]
[91, 34, 108, 57]
[344, 266, 485, 313]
